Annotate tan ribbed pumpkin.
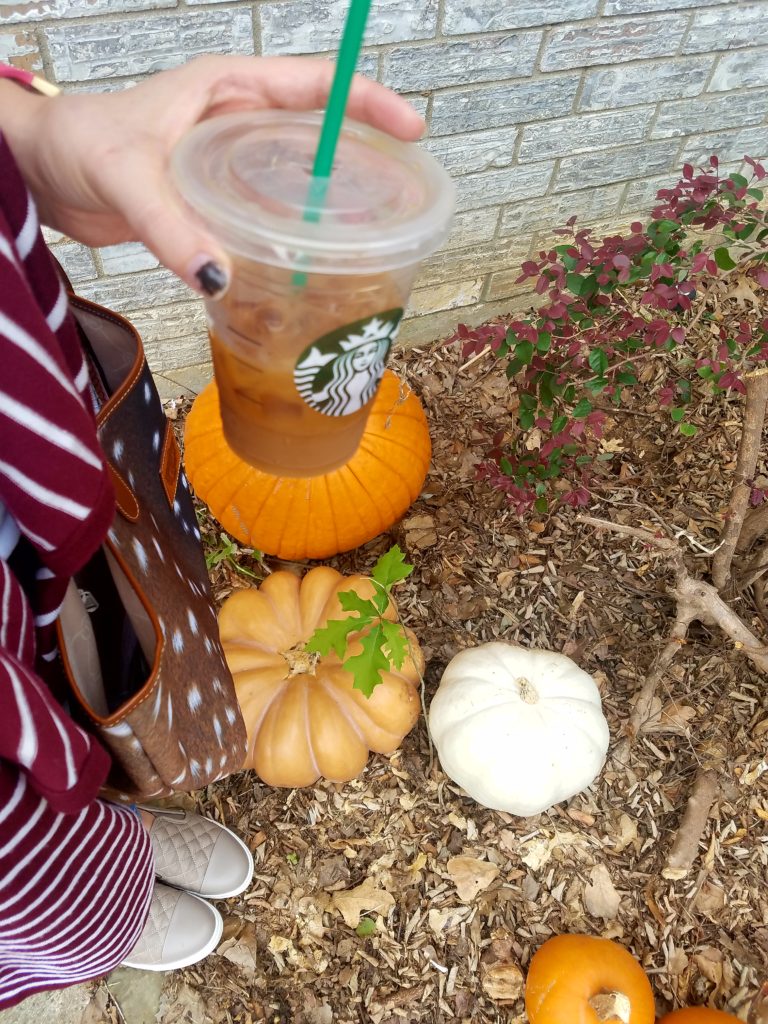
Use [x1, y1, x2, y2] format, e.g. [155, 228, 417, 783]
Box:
[219, 566, 423, 787]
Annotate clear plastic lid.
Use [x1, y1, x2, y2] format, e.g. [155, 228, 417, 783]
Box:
[172, 110, 455, 274]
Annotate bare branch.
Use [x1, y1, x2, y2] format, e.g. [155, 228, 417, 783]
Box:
[662, 769, 719, 880]
[712, 368, 768, 591]
[613, 607, 695, 764]
[672, 572, 768, 673]
[577, 516, 679, 553]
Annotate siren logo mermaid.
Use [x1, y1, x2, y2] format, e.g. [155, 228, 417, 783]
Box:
[294, 308, 403, 417]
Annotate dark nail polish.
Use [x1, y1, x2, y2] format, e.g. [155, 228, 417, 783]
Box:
[196, 261, 228, 297]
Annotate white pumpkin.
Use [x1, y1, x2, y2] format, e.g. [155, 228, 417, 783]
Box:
[428, 642, 610, 816]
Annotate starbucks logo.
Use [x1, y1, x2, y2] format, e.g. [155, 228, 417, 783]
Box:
[294, 308, 403, 417]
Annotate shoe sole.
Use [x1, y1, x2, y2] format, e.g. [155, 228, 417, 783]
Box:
[121, 896, 224, 972]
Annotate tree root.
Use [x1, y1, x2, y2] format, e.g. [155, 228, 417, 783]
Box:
[712, 367, 768, 591]
[662, 768, 719, 879]
[578, 516, 768, 754]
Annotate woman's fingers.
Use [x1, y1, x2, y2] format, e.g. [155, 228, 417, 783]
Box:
[174, 56, 426, 141]
[100, 151, 230, 295]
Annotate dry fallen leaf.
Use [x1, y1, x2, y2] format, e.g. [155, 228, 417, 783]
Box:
[217, 926, 260, 977]
[447, 855, 500, 902]
[481, 960, 525, 1003]
[404, 514, 438, 549]
[610, 813, 639, 855]
[584, 863, 622, 920]
[331, 878, 395, 928]
[694, 946, 724, 994]
[428, 906, 471, 936]
[695, 881, 726, 919]
[156, 982, 209, 1024]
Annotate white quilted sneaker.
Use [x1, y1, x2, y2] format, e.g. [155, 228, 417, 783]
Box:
[122, 882, 223, 971]
[140, 806, 254, 899]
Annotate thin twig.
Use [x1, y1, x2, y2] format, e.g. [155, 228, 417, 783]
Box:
[577, 515, 679, 552]
[662, 768, 719, 880]
[712, 367, 768, 590]
[613, 606, 695, 764]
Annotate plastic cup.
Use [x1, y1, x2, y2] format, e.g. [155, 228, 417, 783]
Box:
[172, 111, 454, 477]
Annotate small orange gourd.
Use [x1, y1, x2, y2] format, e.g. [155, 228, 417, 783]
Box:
[658, 1011, 740, 1022]
[525, 935, 655, 1024]
[183, 370, 431, 560]
[218, 566, 422, 787]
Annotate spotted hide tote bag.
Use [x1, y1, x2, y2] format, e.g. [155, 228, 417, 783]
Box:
[56, 292, 247, 801]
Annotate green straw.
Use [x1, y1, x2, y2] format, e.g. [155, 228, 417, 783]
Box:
[293, 0, 372, 282]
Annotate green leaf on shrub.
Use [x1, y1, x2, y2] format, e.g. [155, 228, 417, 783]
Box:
[537, 332, 551, 353]
[515, 340, 534, 365]
[584, 378, 608, 394]
[588, 348, 608, 375]
[714, 247, 737, 271]
[520, 393, 538, 411]
[730, 173, 748, 188]
[500, 457, 514, 476]
[679, 422, 698, 437]
[572, 398, 593, 418]
[617, 371, 637, 385]
[670, 407, 686, 422]
[748, 188, 765, 201]
[519, 410, 536, 430]
[551, 415, 568, 434]
[506, 358, 523, 378]
[696, 366, 714, 380]
[534, 496, 548, 515]
[576, 455, 592, 466]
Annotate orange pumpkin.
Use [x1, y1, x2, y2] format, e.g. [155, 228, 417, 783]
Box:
[658, 1011, 740, 1022]
[218, 566, 422, 787]
[525, 935, 655, 1024]
[184, 370, 430, 560]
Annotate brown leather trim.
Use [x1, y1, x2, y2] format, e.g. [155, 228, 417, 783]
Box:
[68, 296, 145, 430]
[108, 464, 140, 522]
[56, 539, 164, 728]
[160, 421, 181, 509]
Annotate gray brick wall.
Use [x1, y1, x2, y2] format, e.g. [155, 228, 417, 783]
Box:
[4, 0, 768, 392]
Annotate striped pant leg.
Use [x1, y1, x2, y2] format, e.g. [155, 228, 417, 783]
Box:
[0, 768, 155, 1010]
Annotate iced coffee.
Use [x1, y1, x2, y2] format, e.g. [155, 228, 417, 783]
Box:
[173, 111, 454, 477]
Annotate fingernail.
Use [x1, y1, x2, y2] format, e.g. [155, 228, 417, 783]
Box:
[195, 260, 228, 298]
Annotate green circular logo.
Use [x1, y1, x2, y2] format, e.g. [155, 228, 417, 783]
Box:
[294, 308, 403, 417]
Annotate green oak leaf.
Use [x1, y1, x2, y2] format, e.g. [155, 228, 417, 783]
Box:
[306, 617, 361, 659]
[381, 620, 408, 670]
[343, 623, 390, 697]
[338, 591, 377, 617]
[371, 545, 413, 589]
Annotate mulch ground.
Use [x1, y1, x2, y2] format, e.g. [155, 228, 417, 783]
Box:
[109, 303, 767, 1023]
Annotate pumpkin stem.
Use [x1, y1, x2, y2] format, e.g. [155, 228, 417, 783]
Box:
[284, 647, 320, 677]
[588, 990, 632, 1024]
[516, 677, 539, 704]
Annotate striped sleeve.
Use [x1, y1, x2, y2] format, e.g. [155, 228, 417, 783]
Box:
[0, 563, 110, 812]
[0, 135, 114, 579]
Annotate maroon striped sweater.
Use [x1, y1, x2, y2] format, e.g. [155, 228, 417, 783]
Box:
[0, 134, 154, 1008]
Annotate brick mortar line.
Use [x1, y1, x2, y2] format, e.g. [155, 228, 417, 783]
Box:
[4, 3, 256, 32]
[251, 1, 263, 58]
[702, 51, 722, 91]
[8, 5, 716, 38]
[676, 6, 695, 54]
